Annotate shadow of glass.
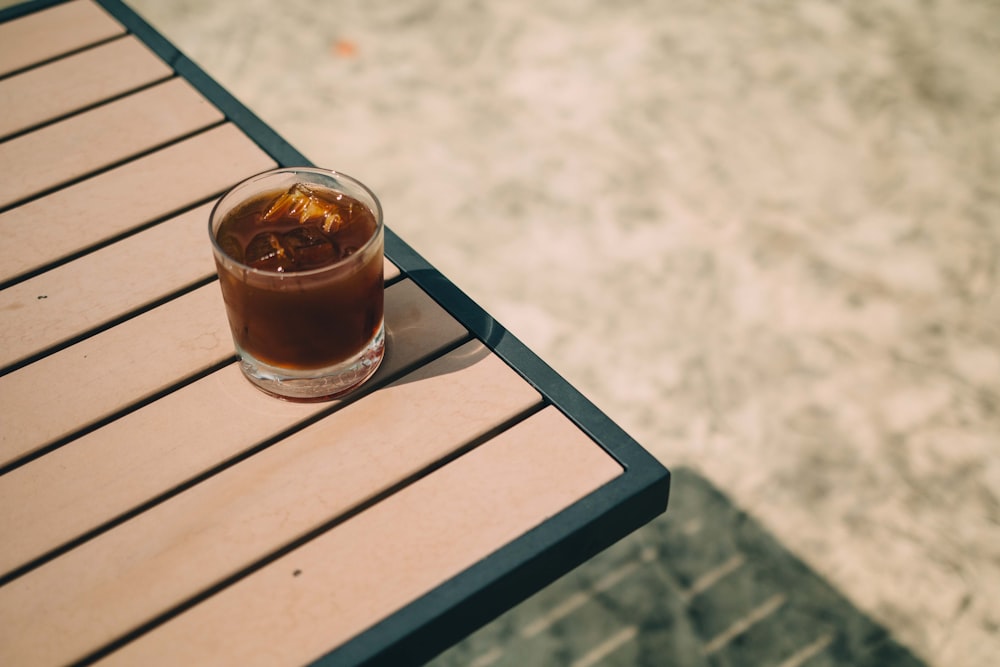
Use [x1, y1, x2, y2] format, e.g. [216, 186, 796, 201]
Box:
[382, 337, 493, 389]
[375, 267, 512, 389]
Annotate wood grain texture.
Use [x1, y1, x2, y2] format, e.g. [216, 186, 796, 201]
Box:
[0, 123, 275, 283]
[0, 341, 542, 666]
[0, 202, 216, 368]
[98, 407, 622, 667]
[0, 0, 123, 76]
[0, 282, 232, 468]
[0, 279, 465, 575]
[0, 78, 222, 208]
[0, 36, 172, 138]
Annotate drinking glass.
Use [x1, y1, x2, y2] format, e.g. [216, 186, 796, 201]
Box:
[209, 167, 385, 401]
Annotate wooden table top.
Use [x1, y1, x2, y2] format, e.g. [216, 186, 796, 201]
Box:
[0, 1, 670, 665]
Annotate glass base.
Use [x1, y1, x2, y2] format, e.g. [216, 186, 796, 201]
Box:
[238, 324, 385, 402]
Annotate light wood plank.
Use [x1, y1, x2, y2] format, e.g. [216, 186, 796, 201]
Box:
[0, 282, 232, 468]
[0, 203, 215, 368]
[0, 0, 123, 76]
[384, 259, 402, 281]
[0, 123, 276, 282]
[0, 196, 399, 367]
[0, 36, 173, 138]
[0, 279, 463, 574]
[0, 341, 541, 667]
[0, 258, 400, 467]
[98, 407, 622, 667]
[0, 78, 222, 208]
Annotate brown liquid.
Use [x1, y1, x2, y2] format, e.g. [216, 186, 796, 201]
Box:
[213, 186, 383, 370]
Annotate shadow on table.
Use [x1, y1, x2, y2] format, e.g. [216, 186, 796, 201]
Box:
[380, 331, 492, 391]
[430, 467, 926, 667]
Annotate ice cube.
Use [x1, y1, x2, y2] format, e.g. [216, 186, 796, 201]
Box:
[284, 224, 336, 269]
[245, 232, 294, 272]
[216, 230, 244, 263]
[262, 183, 344, 233]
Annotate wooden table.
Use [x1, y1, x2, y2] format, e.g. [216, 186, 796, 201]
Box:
[0, 1, 670, 665]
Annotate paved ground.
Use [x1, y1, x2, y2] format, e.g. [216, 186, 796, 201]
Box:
[430, 468, 925, 667]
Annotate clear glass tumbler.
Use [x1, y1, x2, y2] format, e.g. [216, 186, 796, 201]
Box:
[209, 167, 385, 401]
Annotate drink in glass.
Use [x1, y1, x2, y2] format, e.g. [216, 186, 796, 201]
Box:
[209, 167, 384, 401]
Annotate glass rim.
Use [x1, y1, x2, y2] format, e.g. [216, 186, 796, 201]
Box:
[208, 166, 384, 277]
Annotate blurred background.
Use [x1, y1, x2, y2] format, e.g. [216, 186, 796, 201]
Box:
[95, 0, 1000, 664]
